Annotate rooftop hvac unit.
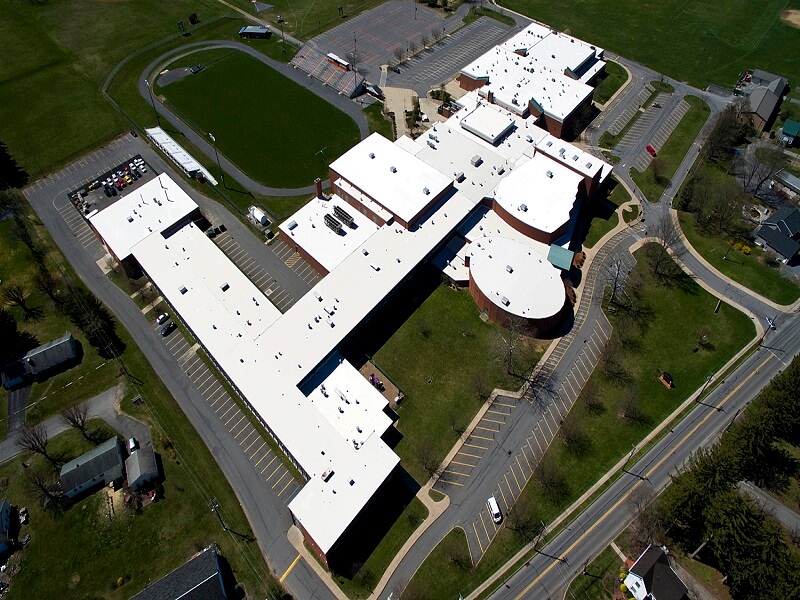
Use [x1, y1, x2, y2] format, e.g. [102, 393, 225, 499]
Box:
[506, 265, 514, 273]
[321, 469, 334, 482]
[390, 166, 397, 173]
[333, 204, 354, 226]
[471, 155, 483, 167]
[428, 140, 436, 149]
[423, 187, 430, 195]
[518, 203, 528, 212]
[368, 152, 375, 159]
[501, 296, 510, 307]
[324, 213, 342, 233]
[525, 135, 533, 143]
[220, 282, 229, 292]
[454, 171, 465, 182]
[546, 171, 553, 178]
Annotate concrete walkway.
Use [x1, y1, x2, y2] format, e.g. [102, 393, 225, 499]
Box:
[0, 384, 151, 464]
[739, 481, 800, 532]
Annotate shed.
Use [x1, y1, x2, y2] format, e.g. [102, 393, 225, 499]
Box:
[125, 447, 159, 491]
[1, 332, 78, 390]
[60, 437, 125, 499]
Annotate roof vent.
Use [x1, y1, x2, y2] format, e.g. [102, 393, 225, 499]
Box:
[506, 265, 514, 273]
[423, 187, 430, 195]
[501, 296, 510, 306]
[220, 282, 229, 292]
[369, 152, 375, 159]
[546, 171, 553, 178]
[390, 166, 397, 173]
[321, 469, 334, 482]
[127, 216, 134, 223]
[362, 248, 369, 256]
[179, 286, 188, 295]
[587, 162, 593, 168]
[471, 155, 483, 167]
[314, 291, 323, 302]
[519, 203, 528, 212]
[370, 263, 380, 271]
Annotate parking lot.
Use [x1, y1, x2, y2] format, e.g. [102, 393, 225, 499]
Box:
[631, 98, 690, 172]
[151, 316, 302, 503]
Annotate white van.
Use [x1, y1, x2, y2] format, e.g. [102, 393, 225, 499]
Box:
[487, 495, 502, 524]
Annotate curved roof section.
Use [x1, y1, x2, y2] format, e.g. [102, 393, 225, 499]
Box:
[493, 152, 582, 234]
[469, 236, 565, 320]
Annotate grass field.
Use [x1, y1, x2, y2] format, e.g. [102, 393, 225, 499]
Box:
[566, 546, 619, 600]
[0, 0, 235, 177]
[497, 0, 800, 88]
[158, 49, 359, 188]
[408, 246, 755, 598]
[237, 0, 387, 39]
[583, 183, 630, 248]
[678, 211, 800, 305]
[631, 96, 710, 202]
[593, 60, 628, 105]
[375, 284, 541, 484]
[364, 102, 395, 140]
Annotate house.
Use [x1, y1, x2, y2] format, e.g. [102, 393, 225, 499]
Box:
[125, 446, 159, 492]
[131, 545, 228, 600]
[738, 70, 788, 131]
[0, 500, 16, 554]
[779, 119, 800, 146]
[624, 545, 689, 600]
[755, 206, 800, 263]
[1, 332, 78, 390]
[59, 437, 125, 499]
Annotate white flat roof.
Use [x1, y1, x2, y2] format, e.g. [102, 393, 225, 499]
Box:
[329, 133, 452, 224]
[469, 236, 565, 320]
[88, 173, 198, 260]
[462, 46, 594, 120]
[279, 196, 380, 273]
[494, 152, 582, 234]
[145, 127, 217, 184]
[460, 104, 516, 144]
[458, 205, 552, 258]
[536, 133, 604, 179]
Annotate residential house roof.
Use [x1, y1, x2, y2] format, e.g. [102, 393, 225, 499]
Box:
[1, 332, 77, 389]
[765, 206, 800, 237]
[59, 437, 124, 495]
[131, 546, 226, 600]
[125, 447, 158, 489]
[757, 224, 800, 260]
[747, 87, 780, 123]
[782, 119, 800, 138]
[629, 546, 688, 600]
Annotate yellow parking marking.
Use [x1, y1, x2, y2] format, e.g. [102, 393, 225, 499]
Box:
[261, 456, 277, 474]
[487, 409, 509, 416]
[471, 434, 494, 441]
[195, 372, 215, 389]
[219, 403, 236, 418]
[210, 394, 226, 408]
[225, 409, 243, 427]
[516, 455, 528, 478]
[444, 468, 470, 477]
[504, 474, 516, 499]
[192, 369, 209, 384]
[215, 399, 231, 414]
[458, 451, 482, 459]
[551, 397, 566, 421]
[482, 417, 505, 424]
[533, 432, 545, 456]
[542, 413, 555, 438]
[495, 401, 515, 408]
[521, 443, 533, 471]
[479, 512, 490, 542]
[510, 465, 522, 492]
[233, 420, 251, 438]
[475, 426, 499, 433]
[498, 485, 510, 511]
[465, 443, 488, 450]
[244, 435, 261, 453]
[451, 460, 476, 468]
[272, 471, 289, 489]
[472, 522, 484, 553]
[251, 442, 268, 461]
[266, 463, 282, 481]
[280, 554, 301, 583]
[278, 478, 294, 497]
[203, 382, 222, 398]
[564, 375, 578, 398]
[437, 479, 463, 487]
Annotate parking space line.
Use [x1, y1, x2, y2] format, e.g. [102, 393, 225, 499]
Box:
[267, 463, 285, 483]
[475, 425, 499, 433]
[504, 474, 516, 500]
[203, 382, 222, 398]
[450, 460, 476, 468]
[494, 401, 515, 408]
[564, 375, 578, 399]
[194, 371, 214, 388]
[272, 471, 289, 490]
[482, 417, 505, 425]
[479, 512, 490, 543]
[225, 410, 243, 427]
[542, 411, 557, 438]
[471, 434, 494, 441]
[472, 522, 484, 553]
[516, 455, 529, 479]
[510, 465, 522, 492]
[250, 441, 267, 460]
[210, 393, 227, 408]
[260, 456, 277, 474]
[243, 433, 260, 452]
[532, 431, 544, 456]
[277, 478, 294, 497]
[458, 451, 482, 459]
[464, 443, 488, 450]
[233, 420, 251, 438]
[444, 468, 470, 477]
[437, 479, 463, 487]
[521, 443, 533, 471]
[498, 484, 510, 511]
[487, 409, 509, 416]
[218, 401, 235, 417]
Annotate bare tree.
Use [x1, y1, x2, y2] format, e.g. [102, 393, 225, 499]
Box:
[2, 283, 41, 321]
[627, 486, 663, 554]
[416, 442, 442, 479]
[393, 47, 404, 64]
[581, 378, 604, 415]
[696, 325, 712, 351]
[534, 453, 568, 503]
[60, 403, 92, 442]
[605, 255, 627, 307]
[33, 269, 61, 304]
[432, 28, 443, 43]
[495, 316, 536, 377]
[420, 33, 430, 49]
[408, 40, 418, 56]
[473, 371, 490, 401]
[705, 105, 740, 160]
[506, 496, 544, 542]
[600, 333, 629, 384]
[447, 411, 466, 437]
[26, 468, 67, 512]
[650, 157, 668, 186]
[645, 214, 683, 279]
[18, 424, 63, 468]
[558, 418, 591, 456]
[619, 386, 647, 425]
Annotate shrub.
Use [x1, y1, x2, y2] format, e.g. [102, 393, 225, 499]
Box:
[742, 245, 751, 255]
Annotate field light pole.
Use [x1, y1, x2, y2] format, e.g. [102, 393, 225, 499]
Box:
[209, 132, 225, 189]
[144, 78, 161, 127]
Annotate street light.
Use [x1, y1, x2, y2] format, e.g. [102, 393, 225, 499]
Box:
[209, 132, 225, 188]
[278, 15, 286, 57]
[144, 78, 161, 127]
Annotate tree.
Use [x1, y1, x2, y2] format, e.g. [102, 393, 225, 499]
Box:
[704, 179, 746, 235]
[420, 33, 430, 49]
[599, 333, 629, 384]
[408, 40, 418, 56]
[696, 325, 712, 351]
[416, 442, 442, 479]
[473, 371, 490, 401]
[645, 215, 683, 280]
[393, 47, 404, 63]
[705, 105, 740, 159]
[627, 486, 663, 554]
[60, 403, 93, 442]
[432, 28, 443, 43]
[2, 283, 41, 321]
[33, 268, 61, 304]
[0, 139, 29, 189]
[534, 453, 568, 503]
[619, 386, 647, 425]
[26, 468, 67, 512]
[18, 424, 63, 468]
[581, 378, 604, 415]
[506, 496, 544, 542]
[60, 289, 125, 359]
[447, 411, 466, 437]
[558, 417, 591, 456]
[650, 157, 668, 186]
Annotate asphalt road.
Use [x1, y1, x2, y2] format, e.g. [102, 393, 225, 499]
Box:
[22, 138, 334, 600]
[489, 313, 800, 600]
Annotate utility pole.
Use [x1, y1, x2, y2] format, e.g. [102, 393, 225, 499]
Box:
[144, 78, 161, 128]
[209, 498, 227, 531]
[209, 133, 225, 188]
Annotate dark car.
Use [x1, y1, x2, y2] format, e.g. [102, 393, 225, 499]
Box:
[130, 130, 139, 138]
[160, 322, 177, 337]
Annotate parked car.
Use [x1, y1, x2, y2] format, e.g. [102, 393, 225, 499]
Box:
[19, 534, 31, 547]
[130, 130, 139, 138]
[124, 175, 132, 184]
[487, 495, 502, 524]
[160, 321, 177, 337]
[646, 144, 657, 157]
[156, 312, 170, 325]
[128, 437, 139, 452]
[140, 166, 148, 173]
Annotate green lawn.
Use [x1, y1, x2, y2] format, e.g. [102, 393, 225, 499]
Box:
[678, 211, 800, 305]
[583, 183, 630, 248]
[566, 546, 620, 600]
[649, 80, 675, 95]
[496, 0, 800, 88]
[364, 102, 395, 140]
[243, 0, 387, 39]
[409, 246, 755, 599]
[631, 96, 710, 202]
[623, 204, 639, 224]
[335, 498, 428, 599]
[593, 61, 628, 105]
[158, 49, 360, 188]
[375, 284, 541, 484]
[0, 0, 233, 177]
[404, 529, 472, 599]
[0, 217, 120, 437]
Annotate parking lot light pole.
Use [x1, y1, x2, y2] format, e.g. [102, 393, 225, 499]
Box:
[209, 132, 225, 188]
[144, 78, 161, 128]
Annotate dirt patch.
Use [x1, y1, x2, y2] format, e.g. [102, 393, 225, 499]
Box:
[780, 9, 800, 28]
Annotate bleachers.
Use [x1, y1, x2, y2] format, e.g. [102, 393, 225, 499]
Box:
[290, 46, 365, 98]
